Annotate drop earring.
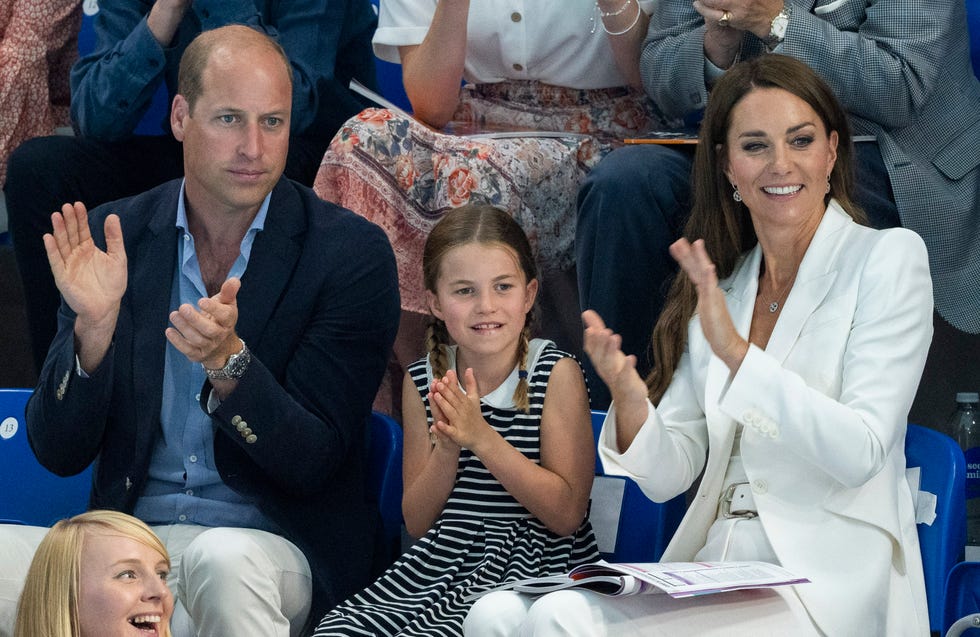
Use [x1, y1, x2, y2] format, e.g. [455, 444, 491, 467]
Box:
[732, 184, 742, 202]
[825, 177, 831, 194]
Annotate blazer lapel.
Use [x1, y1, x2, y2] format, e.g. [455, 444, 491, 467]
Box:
[130, 187, 181, 441]
[764, 204, 848, 364]
[234, 180, 305, 348]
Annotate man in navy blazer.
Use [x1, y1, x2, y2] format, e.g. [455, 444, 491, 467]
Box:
[0, 25, 399, 636]
[576, 0, 980, 408]
[6, 0, 379, 375]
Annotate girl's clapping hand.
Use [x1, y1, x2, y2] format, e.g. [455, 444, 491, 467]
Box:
[429, 368, 494, 450]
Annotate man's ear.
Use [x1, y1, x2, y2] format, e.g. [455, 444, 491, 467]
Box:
[171, 95, 189, 142]
[425, 290, 443, 320]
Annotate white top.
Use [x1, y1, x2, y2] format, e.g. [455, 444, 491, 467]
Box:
[374, 0, 654, 89]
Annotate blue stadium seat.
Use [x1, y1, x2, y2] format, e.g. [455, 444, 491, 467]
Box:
[944, 561, 980, 636]
[904, 423, 966, 633]
[367, 411, 404, 562]
[589, 410, 686, 563]
[0, 388, 92, 526]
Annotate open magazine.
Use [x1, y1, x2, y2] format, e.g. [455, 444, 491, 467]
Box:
[348, 79, 591, 140]
[466, 560, 808, 602]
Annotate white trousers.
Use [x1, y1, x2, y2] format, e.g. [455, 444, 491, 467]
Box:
[462, 587, 821, 637]
[0, 523, 312, 637]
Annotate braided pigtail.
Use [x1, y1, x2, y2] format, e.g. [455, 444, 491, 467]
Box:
[511, 323, 531, 413]
[425, 319, 451, 381]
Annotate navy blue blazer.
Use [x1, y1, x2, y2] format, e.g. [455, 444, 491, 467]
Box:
[27, 177, 400, 618]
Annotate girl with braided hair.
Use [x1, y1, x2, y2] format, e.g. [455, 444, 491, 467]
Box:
[314, 204, 598, 636]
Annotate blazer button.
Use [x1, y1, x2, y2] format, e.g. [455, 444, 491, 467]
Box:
[236, 421, 248, 432]
[752, 479, 768, 494]
[241, 427, 253, 437]
[232, 415, 243, 425]
[245, 434, 257, 444]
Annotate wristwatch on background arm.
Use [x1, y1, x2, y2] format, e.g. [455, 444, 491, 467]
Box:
[764, 3, 792, 50]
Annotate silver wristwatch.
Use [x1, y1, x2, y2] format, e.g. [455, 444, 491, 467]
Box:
[765, 4, 792, 50]
[203, 339, 251, 381]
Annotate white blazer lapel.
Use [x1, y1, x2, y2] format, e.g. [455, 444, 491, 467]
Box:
[764, 203, 849, 364]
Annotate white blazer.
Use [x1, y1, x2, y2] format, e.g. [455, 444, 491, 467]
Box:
[599, 201, 933, 636]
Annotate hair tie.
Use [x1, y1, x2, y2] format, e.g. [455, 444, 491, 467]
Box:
[518, 370, 528, 379]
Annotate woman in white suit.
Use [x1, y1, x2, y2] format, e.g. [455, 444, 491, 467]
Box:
[464, 54, 933, 636]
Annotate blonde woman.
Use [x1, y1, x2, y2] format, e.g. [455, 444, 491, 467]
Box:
[15, 510, 173, 637]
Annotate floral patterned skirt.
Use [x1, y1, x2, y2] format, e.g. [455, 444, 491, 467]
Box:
[313, 80, 663, 315]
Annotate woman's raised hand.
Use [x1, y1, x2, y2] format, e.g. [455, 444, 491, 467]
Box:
[582, 310, 649, 407]
[669, 238, 747, 372]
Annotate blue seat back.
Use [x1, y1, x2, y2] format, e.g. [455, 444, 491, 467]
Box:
[0, 388, 92, 526]
[968, 0, 980, 78]
[905, 423, 966, 632]
[367, 411, 404, 561]
[589, 410, 686, 563]
[944, 561, 980, 635]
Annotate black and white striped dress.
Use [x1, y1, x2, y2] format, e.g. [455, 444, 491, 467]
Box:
[314, 339, 598, 636]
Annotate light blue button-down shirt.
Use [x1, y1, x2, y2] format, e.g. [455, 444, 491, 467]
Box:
[133, 181, 277, 532]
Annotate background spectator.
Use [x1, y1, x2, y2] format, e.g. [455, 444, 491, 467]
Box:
[0, 0, 80, 188]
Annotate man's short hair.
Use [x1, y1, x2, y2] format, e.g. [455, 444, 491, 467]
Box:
[178, 25, 293, 113]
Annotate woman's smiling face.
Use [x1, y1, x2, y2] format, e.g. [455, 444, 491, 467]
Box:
[723, 87, 838, 234]
[78, 530, 173, 637]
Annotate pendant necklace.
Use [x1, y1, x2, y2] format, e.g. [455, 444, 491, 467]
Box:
[761, 266, 798, 314]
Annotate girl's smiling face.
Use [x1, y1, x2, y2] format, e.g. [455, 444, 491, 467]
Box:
[78, 530, 173, 637]
[426, 242, 537, 364]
